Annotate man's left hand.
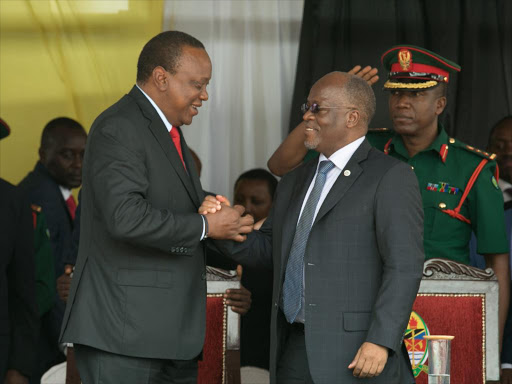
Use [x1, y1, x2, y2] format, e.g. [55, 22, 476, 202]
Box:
[348, 342, 388, 378]
[224, 265, 252, 315]
[4, 369, 29, 384]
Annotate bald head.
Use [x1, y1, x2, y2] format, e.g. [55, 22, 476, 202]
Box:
[303, 72, 376, 157]
[314, 72, 376, 128]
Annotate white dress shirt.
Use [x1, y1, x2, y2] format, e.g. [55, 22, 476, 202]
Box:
[295, 136, 365, 323]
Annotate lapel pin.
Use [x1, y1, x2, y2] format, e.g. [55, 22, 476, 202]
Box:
[344, 170, 351, 176]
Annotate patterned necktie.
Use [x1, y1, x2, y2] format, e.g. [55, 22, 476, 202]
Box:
[170, 128, 186, 170]
[282, 160, 335, 323]
[66, 195, 77, 221]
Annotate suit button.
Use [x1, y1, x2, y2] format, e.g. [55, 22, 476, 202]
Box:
[201, 272, 206, 280]
[180, 247, 184, 252]
[274, 302, 278, 308]
[439, 202, 447, 209]
[171, 247, 175, 252]
[184, 248, 188, 252]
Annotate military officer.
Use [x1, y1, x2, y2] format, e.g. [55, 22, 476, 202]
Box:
[267, 45, 510, 349]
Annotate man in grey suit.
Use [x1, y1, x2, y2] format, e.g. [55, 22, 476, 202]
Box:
[203, 72, 424, 383]
[60, 31, 253, 383]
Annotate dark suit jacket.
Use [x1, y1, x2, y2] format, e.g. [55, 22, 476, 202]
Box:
[60, 86, 208, 360]
[0, 178, 39, 379]
[18, 161, 70, 372]
[222, 140, 424, 383]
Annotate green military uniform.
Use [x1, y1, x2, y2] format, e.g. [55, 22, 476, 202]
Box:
[367, 127, 508, 264]
[303, 45, 509, 264]
[31, 205, 56, 316]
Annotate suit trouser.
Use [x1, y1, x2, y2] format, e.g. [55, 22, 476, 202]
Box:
[276, 322, 315, 384]
[74, 344, 198, 384]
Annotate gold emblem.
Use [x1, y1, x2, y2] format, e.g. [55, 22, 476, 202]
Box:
[438, 202, 447, 209]
[398, 49, 412, 71]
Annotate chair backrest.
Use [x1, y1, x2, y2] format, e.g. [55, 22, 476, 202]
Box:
[405, 258, 499, 384]
[198, 266, 241, 384]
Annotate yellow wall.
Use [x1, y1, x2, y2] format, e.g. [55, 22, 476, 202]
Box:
[0, 0, 164, 185]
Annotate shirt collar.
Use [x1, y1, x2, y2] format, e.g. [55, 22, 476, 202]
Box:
[390, 124, 449, 159]
[136, 84, 174, 133]
[318, 136, 365, 170]
[59, 186, 72, 201]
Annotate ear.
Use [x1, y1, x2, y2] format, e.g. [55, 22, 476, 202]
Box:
[435, 96, 447, 116]
[152, 66, 170, 91]
[346, 110, 360, 128]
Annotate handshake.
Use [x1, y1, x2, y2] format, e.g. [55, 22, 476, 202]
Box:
[198, 195, 255, 242]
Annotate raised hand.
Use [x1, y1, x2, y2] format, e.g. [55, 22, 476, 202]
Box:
[348, 65, 379, 86]
[205, 204, 254, 242]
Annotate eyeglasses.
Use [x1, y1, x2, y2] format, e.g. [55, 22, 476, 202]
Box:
[300, 102, 356, 114]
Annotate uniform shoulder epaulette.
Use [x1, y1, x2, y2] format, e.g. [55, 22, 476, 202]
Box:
[449, 138, 497, 160]
[31, 204, 42, 213]
[368, 127, 391, 133]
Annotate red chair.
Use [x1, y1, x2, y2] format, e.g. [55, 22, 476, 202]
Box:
[405, 258, 499, 384]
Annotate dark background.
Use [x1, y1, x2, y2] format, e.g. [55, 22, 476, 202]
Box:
[290, 0, 512, 149]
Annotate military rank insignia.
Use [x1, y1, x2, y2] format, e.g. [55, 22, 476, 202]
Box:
[426, 182, 459, 194]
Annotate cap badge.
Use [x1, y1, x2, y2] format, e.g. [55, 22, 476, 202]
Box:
[398, 49, 412, 71]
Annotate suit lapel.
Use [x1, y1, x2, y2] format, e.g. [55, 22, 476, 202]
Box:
[180, 130, 204, 204]
[280, 159, 317, 273]
[129, 86, 200, 207]
[313, 139, 371, 226]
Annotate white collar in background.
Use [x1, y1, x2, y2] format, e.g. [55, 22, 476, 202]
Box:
[59, 186, 72, 201]
[136, 84, 174, 133]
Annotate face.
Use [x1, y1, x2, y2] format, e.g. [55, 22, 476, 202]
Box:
[41, 127, 86, 189]
[302, 79, 350, 157]
[488, 119, 512, 183]
[388, 88, 446, 137]
[160, 46, 212, 127]
[234, 179, 273, 222]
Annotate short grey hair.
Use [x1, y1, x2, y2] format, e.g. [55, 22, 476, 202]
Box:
[340, 75, 376, 126]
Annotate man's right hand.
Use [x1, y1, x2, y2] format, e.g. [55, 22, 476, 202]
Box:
[57, 264, 73, 302]
[205, 204, 254, 242]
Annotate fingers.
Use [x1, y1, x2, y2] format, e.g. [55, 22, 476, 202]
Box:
[64, 264, 73, 275]
[348, 347, 361, 369]
[225, 285, 252, 315]
[216, 195, 232, 206]
[199, 195, 222, 214]
[348, 65, 362, 75]
[233, 204, 246, 215]
[236, 265, 243, 280]
[348, 342, 388, 378]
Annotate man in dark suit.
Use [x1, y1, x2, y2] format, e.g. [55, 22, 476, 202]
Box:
[0, 119, 39, 384]
[18, 117, 86, 383]
[203, 72, 424, 383]
[60, 31, 253, 383]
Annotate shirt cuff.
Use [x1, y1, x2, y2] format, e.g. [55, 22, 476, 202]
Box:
[502, 363, 512, 369]
[200, 214, 207, 240]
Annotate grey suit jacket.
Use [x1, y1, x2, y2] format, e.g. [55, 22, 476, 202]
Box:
[223, 139, 424, 383]
[60, 86, 208, 360]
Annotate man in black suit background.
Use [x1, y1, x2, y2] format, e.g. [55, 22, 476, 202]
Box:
[60, 31, 253, 383]
[18, 117, 86, 383]
[0, 119, 39, 384]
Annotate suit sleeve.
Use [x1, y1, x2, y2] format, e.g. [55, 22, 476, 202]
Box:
[87, 123, 203, 254]
[210, 200, 275, 271]
[7, 192, 39, 377]
[366, 162, 424, 352]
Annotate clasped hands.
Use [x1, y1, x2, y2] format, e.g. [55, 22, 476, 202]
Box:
[199, 195, 254, 242]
